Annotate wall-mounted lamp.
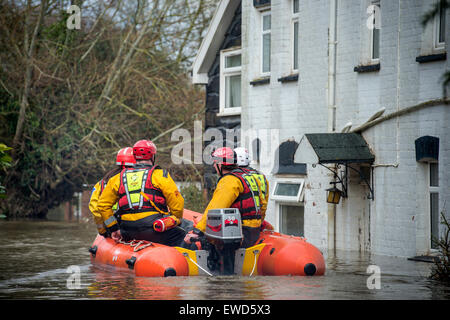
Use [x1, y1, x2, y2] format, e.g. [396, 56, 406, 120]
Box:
[326, 186, 342, 204]
[317, 162, 374, 205]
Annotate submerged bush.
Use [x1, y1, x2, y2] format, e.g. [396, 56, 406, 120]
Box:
[430, 211, 450, 284]
[0, 143, 12, 198]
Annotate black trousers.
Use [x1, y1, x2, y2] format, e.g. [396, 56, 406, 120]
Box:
[120, 214, 187, 247]
[241, 226, 261, 249]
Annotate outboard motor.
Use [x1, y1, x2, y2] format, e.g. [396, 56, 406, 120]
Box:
[204, 208, 243, 275]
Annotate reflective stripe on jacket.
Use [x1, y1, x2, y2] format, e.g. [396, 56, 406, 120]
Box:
[224, 168, 262, 220]
[117, 166, 169, 215]
[240, 167, 268, 199]
[97, 164, 184, 231]
[196, 171, 266, 233]
[239, 167, 269, 219]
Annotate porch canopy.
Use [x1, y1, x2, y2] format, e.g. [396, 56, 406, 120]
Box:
[304, 133, 375, 164]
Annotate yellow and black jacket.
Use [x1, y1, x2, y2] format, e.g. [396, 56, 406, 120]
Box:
[97, 164, 184, 232]
[89, 179, 107, 235]
[196, 168, 268, 233]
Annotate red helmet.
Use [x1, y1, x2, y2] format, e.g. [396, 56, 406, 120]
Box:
[211, 147, 236, 166]
[133, 140, 157, 160]
[116, 147, 136, 167]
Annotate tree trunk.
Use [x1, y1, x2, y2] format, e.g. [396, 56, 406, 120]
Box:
[11, 0, 46, 158]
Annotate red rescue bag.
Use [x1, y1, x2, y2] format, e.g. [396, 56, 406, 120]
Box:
[153, 216, 177, 232]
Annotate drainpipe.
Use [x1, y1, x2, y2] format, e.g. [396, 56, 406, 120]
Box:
[327, 0, 338, 253]
[328, 0, 337, 133]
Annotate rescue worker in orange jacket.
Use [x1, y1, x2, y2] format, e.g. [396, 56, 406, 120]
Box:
[186, 147, 266, 248]
[97, 140, 186, 247]
[89, 147, 136, 237]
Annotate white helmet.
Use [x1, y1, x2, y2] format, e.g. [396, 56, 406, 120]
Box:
[234, 147, 250, 167]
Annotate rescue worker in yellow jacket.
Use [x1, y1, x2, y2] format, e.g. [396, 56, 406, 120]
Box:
[234, 147, 274, 231]
[97, 139, 186, 247]
[186, 147, 266, 248]
[89, 147, 136, 237]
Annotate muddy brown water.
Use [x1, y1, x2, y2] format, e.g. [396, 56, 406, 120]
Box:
[0, 219, 448, 300]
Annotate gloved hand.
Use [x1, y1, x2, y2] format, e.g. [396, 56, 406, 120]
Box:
[184, 231, 199, 244]
[111, 230, 122, 242]
[261, 220, 274, 231]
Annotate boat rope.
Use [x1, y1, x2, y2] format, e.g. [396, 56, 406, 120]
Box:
[119, 239, 153, 252]
[249, 249, 260, 277]
[182, 252, 213, 276]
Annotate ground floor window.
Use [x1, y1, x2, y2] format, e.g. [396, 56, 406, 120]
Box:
[429, 162, 439, 249]
[279, 204, 304, 237]
[271, 179, 304, 202]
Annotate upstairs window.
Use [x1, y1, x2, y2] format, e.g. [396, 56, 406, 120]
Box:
[261, 12, 271, 75]
[220, 49, 242, 115]
[369, 0, 381, 61]
[434, 0, 446, 50]
[292, 0, 300, 72]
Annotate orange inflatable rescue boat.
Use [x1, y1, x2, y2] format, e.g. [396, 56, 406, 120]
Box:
[89, 209, 326, 277]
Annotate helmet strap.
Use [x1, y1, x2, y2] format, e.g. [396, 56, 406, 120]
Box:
[214, 163, 224, 177]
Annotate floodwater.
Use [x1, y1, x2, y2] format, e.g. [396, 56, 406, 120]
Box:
[0, 218, 449, 300]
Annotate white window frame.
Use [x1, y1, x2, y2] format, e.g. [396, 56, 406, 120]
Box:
[433, 0, 446, 50]
[261, 11, 271, 76]
[429, 162, 440, 249]
[369, 0, 381, 62]
[291, 0, 300, 73]
[219, 48, 242, 116]
[271, 179, 305, 203]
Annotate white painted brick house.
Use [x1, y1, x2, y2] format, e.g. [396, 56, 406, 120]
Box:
[192, 0, 449, 257]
